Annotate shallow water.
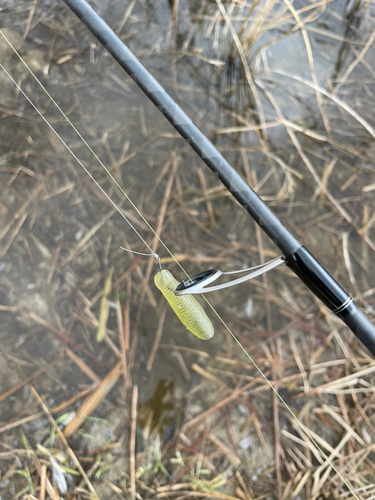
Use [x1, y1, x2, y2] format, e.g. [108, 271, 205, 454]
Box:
[1, 0, 375, 498]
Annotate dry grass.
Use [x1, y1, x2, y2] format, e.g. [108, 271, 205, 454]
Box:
[0, 0, 375, 499]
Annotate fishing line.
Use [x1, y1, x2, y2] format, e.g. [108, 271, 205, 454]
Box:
[0, 33, 176, 267]
[0, 63, 157, 261]
[0, 31, 361, 498]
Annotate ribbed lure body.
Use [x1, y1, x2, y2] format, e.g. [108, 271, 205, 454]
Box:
[154, 270, 214, 340]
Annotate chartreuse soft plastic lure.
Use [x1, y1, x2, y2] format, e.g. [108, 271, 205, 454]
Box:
[154, 270, 214, 340]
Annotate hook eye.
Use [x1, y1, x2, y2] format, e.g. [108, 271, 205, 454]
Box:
[175, 269, 222, 295]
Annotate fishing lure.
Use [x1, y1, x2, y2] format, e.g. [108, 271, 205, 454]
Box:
[154, 270, 214, 340]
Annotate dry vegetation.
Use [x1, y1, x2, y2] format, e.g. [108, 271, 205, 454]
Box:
[0, 0, 375, 499]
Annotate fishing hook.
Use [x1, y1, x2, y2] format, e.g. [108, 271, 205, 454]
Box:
[175, 256, 284, 295]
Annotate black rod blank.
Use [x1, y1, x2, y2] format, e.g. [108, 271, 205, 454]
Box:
[62, 0, 375, 356]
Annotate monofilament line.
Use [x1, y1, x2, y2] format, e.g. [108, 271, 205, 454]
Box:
[0, 63, 157, 262]
[1, 29, 183, 271]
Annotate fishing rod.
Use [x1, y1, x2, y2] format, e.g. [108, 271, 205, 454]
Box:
[62, 0, 375, 356]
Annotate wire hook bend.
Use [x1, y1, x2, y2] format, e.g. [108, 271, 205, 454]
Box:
[175, 256, 285, 295]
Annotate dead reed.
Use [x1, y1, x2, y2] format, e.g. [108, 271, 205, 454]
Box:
[0, 0, 374, 499]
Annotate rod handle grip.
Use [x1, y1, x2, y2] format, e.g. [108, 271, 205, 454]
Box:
[340, 307, 375, 355]
[286, 246, 375, 356]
